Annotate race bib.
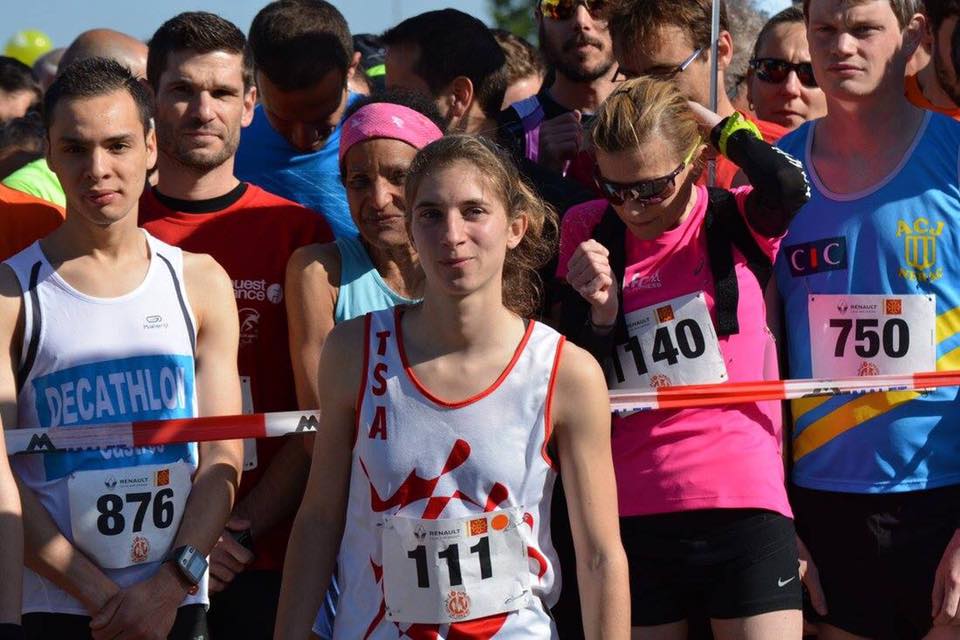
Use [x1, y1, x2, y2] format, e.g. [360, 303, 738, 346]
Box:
[240, 375, 257, 471]
[808, 294, 936, 378]
[609, 291, 727, 390]
[382, 508, 531, 624]
[68, 461, 190, 569]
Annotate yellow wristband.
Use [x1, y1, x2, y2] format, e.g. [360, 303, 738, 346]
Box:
[717, 112, 762, 157]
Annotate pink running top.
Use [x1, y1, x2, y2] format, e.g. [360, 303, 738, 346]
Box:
[557, 185, 792, 518]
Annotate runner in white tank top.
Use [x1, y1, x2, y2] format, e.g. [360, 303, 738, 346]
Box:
[0, 58, 243, 640]
[276, 135, 629, 639]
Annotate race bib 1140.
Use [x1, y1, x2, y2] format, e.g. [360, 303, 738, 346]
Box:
[808, 294, 936, 378]
[381, 508, 531, 624]
[609, 291, 728, 391]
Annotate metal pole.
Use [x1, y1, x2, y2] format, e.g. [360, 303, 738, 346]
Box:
[708, 0, 720, 186]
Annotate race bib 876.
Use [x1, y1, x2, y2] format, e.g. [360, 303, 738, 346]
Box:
[68, 461, 190, 569]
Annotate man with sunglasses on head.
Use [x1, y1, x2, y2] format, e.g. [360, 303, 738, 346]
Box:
[775, 1, 960, 638]
[498, 0, 618, 179]
[907, 0, 960, 119]
[606, 0, 788, 188]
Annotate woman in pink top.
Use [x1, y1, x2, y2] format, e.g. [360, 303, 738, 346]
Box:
[557, 77, 809, 639]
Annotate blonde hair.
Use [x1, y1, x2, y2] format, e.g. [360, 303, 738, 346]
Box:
[590, 76, 703, 167]
[404, 135, 558, 318]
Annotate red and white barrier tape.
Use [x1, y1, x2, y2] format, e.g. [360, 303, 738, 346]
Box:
[608, 370, 960, 412]
[7, 371, 960, 454]
[6, 411, 320, 455]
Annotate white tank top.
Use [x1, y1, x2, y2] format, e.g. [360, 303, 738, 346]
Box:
[334, 307, 564, 639]
[5, 231, 206, 615]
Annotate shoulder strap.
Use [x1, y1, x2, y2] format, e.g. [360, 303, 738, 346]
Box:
[590, 205, 629, 344]
[704, 188, 772, 337]
[516, 97, 546, 163]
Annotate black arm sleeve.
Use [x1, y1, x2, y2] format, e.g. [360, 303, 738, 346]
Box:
[720, 127, 811, 237]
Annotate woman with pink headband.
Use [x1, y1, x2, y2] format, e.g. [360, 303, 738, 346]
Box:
[284, 91, 445, 639]
[287, 91, 445, 416]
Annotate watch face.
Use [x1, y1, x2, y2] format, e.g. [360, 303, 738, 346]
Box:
[178, 547, 207, 584]
[186, 551, 207, 581]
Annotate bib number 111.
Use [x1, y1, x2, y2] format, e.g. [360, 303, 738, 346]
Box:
[408, 537, 493, 589]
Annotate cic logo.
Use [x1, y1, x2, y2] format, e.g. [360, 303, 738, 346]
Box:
[785, 237, 847, 277]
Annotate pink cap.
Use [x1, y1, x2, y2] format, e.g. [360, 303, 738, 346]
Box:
[339, 102, 444, 166]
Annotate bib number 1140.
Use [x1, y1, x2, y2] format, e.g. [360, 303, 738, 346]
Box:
[611, 319, 706, 383]
[408, 537, 492, 589]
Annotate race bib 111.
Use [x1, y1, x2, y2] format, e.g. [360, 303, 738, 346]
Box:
[381, 508, 531, 624]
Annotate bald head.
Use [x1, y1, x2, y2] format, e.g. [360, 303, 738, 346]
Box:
[33, 48, 64, 92]
[60, 29, 147, 79]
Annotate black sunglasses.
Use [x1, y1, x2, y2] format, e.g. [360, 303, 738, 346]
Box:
[613, 48, 704, 83]
[594, 162, 686, 207]
[538, 0, 608, 20]
[749, 58, 818, 88]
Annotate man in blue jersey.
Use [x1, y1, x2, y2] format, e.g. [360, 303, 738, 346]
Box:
[236, 0, 360, 239]
[776, 1, 960, 638]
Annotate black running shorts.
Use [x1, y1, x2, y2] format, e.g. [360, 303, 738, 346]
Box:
[620, 508, 802, 627]
[792, 483, 960, 640]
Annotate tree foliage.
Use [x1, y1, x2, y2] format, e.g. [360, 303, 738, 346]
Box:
[488, 0, 537, 42]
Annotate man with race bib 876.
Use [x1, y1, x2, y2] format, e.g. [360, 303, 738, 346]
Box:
[0, 58, 243, 640]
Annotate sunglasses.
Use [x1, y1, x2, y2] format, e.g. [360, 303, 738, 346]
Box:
[613, 48, 704, 83]
[749, 58, 818, 88]
[539, 0, 608, 20]
[594, 147, 698, 206]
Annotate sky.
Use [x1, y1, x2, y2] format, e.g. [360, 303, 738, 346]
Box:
[6, 0, 793, 50]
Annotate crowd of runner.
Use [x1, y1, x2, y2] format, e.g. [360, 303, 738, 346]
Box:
[0, 0, 957, 638]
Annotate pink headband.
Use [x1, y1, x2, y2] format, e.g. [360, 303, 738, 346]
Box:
[339, 102, 444, 165]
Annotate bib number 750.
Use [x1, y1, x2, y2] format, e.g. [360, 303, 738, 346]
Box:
[808, 294, 935, 378]
[829, 318, 909, 359]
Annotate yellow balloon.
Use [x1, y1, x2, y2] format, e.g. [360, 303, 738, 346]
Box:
[4, 30, 54, 66]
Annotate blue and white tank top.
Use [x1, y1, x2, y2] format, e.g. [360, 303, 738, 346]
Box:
[5, 230, 205, 614]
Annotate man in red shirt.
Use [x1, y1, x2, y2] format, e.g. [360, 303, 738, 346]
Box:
[139, 12, 332, 639]
[906, 0, 960, 119]
[606, 0, 787, 188]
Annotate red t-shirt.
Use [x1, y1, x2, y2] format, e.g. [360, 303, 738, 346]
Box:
[0, 184, 64, 261]
[701, 112, 787, 189]
[140, 183, 333, 571]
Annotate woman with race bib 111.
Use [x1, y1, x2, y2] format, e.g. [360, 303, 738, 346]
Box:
[275, 134, 630, 640]
[558, 76, 810, 639]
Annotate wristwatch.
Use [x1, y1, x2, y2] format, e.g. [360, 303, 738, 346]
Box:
[165, 544, 207, 591]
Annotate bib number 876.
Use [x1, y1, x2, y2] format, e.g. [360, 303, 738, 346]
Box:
[829, 318, 909, 359]
[96, 489, 175, 536]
